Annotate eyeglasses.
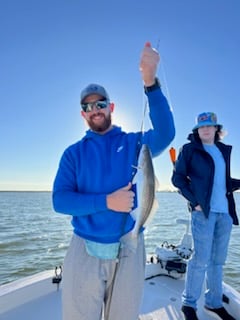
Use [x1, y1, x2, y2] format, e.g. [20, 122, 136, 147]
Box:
[81, 99, 109, 113]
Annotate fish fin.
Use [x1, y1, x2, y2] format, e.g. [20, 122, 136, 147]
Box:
[120, 231, 138, 253]
[131, 164, 144, 185]
[131, 164, 141, 171]
[132, 172, 138, 185]
[155, 175, 160, 191]
[130, 207, 138, 220]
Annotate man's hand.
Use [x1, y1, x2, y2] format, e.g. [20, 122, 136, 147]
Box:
[139, 42, 160, 86]
[194, 205, 202, 211]
[107, 182, 135, 213]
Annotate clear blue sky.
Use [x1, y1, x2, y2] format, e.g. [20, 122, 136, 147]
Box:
[1, 0, 240, 191]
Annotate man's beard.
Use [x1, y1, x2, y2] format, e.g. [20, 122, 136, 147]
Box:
[87, 112, 112, 133]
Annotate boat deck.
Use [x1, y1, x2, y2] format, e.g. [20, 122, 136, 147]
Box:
[1, 270, 239, 320]
[140, 275, 234, 319]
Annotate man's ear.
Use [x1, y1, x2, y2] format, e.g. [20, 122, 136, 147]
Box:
[81, 110, 86, 118]
[109, 102, 114, 112]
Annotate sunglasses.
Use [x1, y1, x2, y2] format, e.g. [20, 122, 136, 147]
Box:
[81, 99, 109, 113]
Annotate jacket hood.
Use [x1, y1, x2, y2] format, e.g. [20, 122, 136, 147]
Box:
[187, 133, 200, 143]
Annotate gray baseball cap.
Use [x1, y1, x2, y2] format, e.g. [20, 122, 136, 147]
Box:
[80, 83, 110, 104]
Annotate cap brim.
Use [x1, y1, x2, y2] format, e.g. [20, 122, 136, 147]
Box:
[81, 92, 106, 104]
[192, 122, 222, 131]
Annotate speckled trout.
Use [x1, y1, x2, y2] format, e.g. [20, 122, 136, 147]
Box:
[120, 144, 159, 251]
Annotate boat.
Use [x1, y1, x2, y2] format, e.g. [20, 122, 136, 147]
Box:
[1, 218, 240, 320]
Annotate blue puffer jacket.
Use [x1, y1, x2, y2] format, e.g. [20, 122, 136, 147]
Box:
[172, 134, 240, 225]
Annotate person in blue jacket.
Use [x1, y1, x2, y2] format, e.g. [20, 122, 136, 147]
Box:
[172, 112, 240, 320]
[52, 42, 175, 320]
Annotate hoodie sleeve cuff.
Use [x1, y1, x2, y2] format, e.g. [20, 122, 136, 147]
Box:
[144, 78, 160, 93]
[94, 194, 108, 211]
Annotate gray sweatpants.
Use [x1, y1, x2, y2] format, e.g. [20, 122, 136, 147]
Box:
[62, 233, 146, 320]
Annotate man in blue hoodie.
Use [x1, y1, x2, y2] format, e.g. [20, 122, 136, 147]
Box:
[52, 42, 175, 320]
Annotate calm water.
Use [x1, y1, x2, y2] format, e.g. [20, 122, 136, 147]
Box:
[0, 191, 239, 292]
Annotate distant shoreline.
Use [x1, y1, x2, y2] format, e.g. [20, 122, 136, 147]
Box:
[0, 190, 239, 193]
[0, 190, 177, 193]
[0, 190, 52, 193]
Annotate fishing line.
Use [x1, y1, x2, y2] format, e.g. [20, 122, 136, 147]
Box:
[141, 39, 174, 135]
[140, 100, 148, 134]
[156, 38, 173, 110]
[155, 41, 192, 219]
[156, 38, 178, 172]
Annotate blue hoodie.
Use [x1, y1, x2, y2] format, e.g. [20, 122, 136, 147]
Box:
[52, 88, 175, 243]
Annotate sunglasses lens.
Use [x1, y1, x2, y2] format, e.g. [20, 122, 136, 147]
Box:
[81, 104, 91, 112]
[82, 100, 109, 112]
[96, 101, 108, 109]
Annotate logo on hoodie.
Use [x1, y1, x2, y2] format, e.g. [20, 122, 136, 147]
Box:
[117, 146, 124, 153]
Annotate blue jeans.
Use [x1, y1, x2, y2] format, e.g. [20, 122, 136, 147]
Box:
[182, 210, 232, 310]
